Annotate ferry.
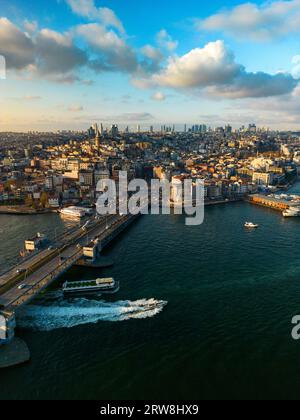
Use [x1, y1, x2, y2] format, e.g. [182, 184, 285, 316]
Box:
[60, 207, 86, 219]
[244, 222, 259, 229]
[62, 278, 119, 297]
[283, 207, 300, 217]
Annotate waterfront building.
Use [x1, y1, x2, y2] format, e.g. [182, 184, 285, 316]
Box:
[252, 172, 274, 186]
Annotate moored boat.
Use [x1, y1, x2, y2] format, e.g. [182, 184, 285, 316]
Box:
[282, 207, 300, 217]
[60, 207, 86, 219]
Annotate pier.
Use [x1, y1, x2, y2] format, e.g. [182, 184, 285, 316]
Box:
[248, 194, 300, 211]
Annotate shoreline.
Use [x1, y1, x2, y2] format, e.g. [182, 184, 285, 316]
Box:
[0, 206, 57, 215]
[0, 199, 242, 216]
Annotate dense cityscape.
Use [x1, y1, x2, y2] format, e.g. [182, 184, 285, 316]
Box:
[0, 124, 300, 212]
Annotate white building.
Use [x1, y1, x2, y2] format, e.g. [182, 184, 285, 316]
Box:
[252, 172, 274, 185]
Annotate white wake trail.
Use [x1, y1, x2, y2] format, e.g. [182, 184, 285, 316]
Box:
[17, 298, 168, 331]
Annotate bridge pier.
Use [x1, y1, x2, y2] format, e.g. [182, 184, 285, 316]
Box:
[0, 337, 30, 369]
[0, 310, 30, 369]
[0, 310, 16, 344]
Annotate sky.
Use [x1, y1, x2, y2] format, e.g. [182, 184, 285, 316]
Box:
[1, 0, 300, 131]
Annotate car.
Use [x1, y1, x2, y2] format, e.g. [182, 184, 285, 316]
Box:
[16, 268, 26, 275]
[18, 284, 27, 290]
[48, 246, 54, 251]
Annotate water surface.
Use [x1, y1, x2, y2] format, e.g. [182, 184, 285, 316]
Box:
[1, 188, 300, 400]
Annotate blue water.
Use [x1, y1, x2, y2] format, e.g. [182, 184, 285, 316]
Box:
[1, 187, 300, 400]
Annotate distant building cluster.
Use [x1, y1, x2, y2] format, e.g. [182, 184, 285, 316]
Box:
[0, 124, 299, 210]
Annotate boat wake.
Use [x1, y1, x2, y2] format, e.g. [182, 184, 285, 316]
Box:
[16, 298, 168, 331]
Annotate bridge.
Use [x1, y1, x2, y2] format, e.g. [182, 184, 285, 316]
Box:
[0, 213, 140, 348]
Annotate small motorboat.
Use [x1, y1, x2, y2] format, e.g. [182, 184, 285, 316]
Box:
[244, 222, 259, 229]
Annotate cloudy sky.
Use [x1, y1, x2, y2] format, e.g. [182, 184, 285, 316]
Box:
[1, 0, 300, 131]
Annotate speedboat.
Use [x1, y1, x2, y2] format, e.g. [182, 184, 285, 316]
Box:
[244, 222, 259, 229]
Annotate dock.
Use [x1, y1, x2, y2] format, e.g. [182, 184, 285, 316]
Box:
[248, 194, 300, 211]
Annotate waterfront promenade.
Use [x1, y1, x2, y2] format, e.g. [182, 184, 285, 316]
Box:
[0, 206, 55, 215]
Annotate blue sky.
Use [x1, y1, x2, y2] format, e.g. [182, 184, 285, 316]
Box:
[1, 0, 300, 130]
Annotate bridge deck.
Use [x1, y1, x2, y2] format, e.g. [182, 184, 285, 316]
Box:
[0, 214, 139, 310]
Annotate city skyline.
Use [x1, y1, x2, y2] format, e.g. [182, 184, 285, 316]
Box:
[1, 0, 300, 131]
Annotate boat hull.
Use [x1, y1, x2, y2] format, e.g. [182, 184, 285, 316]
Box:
[63, 281, 120, 297]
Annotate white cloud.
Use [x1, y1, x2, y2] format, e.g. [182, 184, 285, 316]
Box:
[0, 17, 35, 69]
[139, 45, 164, 74]
[35, 29, 88, 76]
[66, 0, 125, 33]
[0, 17, 141, 81]
[0, 18, 88, 78]
[76, 23, 124, 51]
[24, 20, 38, 34]
[156, 29, 178, 51]
[153, 41, 241, 88]
[134, 41, 297, 99]
[196, 0, 300, 41]
[141, 45, 163, 62]
[151, 92, 166, 101]
[209, 71, 298, 99]
[76, 23, 138, 72]
[66, 0, 95, 17]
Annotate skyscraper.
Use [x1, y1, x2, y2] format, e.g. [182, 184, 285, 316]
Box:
[110, 124, 119, 137]
[99, 123, 104, 136]
[92, 123, 98, 136]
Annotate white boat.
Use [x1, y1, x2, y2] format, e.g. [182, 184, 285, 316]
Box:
[63, 278, 119, 296]
[283, 207, 300, 217]
[244, 222, 259, 229]
[60, 206, 86, 219]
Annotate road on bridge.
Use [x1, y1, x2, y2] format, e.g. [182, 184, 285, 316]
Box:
[0, 214, 122, 310]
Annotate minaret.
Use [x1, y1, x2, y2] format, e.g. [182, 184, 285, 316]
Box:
[95, 131, 100, 150]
